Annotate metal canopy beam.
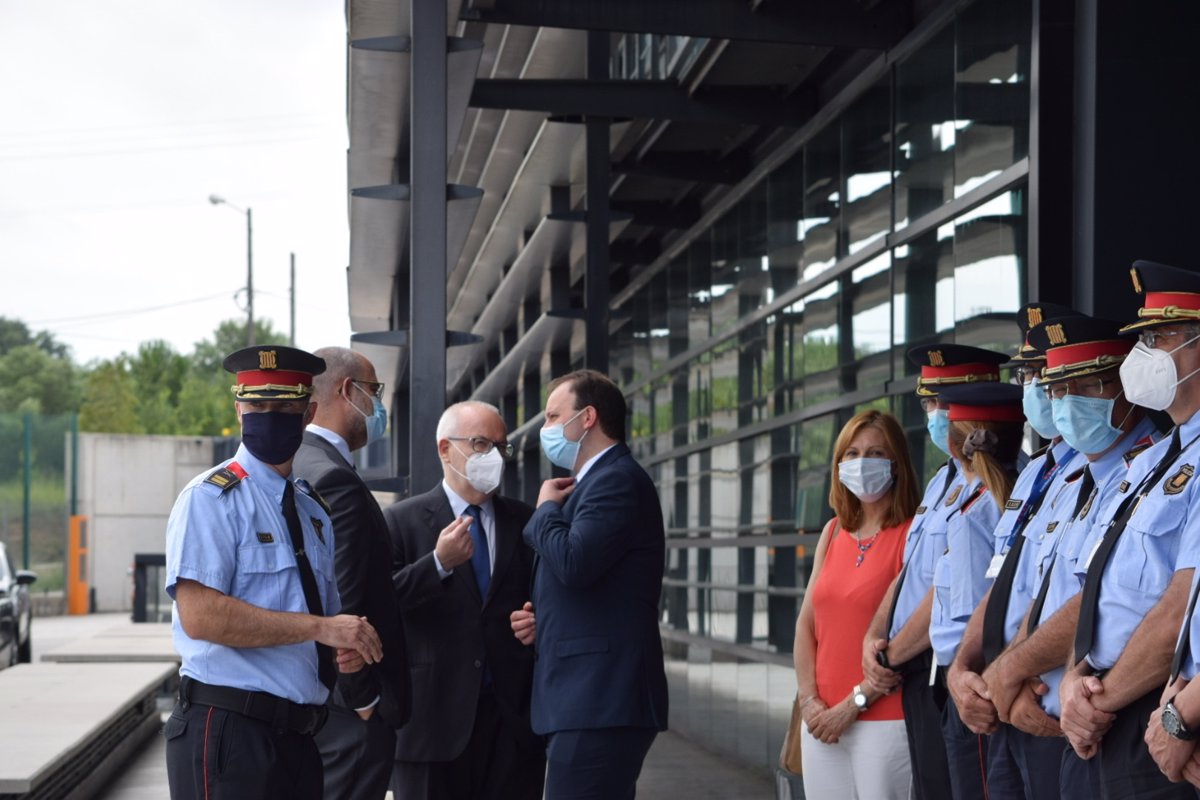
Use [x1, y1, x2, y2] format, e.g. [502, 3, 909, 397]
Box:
[461, 0, 906, 49]
[611, 200, 702, 230]
[470, 79, 813, 127]
[613, 151, 752, 185]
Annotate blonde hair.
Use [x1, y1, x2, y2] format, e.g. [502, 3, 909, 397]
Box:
[949, 420, 1024, 509]
[828, 410, 920, 531]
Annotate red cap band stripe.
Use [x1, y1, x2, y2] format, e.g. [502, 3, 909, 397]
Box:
[1145, 292, 1200, 311]
[948, 404, 1024, 423]
[235, 369, 313, 387]
[1045, 340, 1132, 370]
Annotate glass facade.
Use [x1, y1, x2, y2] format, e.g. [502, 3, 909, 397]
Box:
[607, 0, 1031, 770]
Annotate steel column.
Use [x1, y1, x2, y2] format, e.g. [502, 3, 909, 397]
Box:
[409, 0, 448, 491]
[585, 31, 611, 373]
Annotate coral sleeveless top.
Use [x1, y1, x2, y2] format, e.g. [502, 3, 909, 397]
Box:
[810, 517, 910, 721]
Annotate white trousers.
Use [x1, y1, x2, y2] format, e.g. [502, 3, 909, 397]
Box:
[801, 718, 912, 800]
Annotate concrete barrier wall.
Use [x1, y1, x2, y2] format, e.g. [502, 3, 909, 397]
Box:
[76, 434, 214, 612]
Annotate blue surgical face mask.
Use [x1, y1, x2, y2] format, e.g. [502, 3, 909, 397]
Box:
[539, 408, 587, 471]
[348, 383, 388, 444]
[1023, 379, 1059, 439]
[1051, 394, 1127, 455]
[241, 410, 306, 465]
[926, 408, 951, 456]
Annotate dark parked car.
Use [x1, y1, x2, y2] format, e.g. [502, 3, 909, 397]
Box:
[0, 541, 36, 667]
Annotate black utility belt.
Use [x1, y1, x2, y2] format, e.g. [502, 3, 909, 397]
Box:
[179, 676, 328, 735]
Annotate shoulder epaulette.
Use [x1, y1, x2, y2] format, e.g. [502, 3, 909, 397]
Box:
[955, 484, 989, 517]
[294, 478, 331, 514]
[204, 461, 248, 493]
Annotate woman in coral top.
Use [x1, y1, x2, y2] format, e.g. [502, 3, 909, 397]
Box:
[793, 409, 920, 799]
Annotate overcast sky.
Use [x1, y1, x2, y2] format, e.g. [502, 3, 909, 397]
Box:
[0, 0, 353, 365]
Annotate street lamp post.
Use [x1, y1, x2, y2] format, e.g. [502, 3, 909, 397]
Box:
[208, 194, 255, 346]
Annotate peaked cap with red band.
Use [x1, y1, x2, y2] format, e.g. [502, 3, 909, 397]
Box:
[907, 343, 1008, 397]
[1120, 260, 1200, 333]
[1027, 315, 1134, 383]
[938, 383, 1025, 423]
[1010, 301, 1078, 363]
[223, 345, 326, 400]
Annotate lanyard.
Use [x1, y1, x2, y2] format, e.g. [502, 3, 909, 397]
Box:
[1002, 446, 1076, 551]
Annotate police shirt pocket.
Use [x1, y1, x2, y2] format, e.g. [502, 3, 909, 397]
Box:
[556, 636, 609, 658]
[234, 543, 288, 608]
[1113, 497, 1187, 592]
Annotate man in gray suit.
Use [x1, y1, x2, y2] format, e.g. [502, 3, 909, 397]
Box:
[385, 401, 544, 800]
[294, 346, 410, 800]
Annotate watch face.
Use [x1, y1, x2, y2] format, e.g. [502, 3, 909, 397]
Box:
[1165, 704, 1193, 740]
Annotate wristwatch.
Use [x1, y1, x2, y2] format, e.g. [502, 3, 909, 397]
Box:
[1163, 700, 1196, 741]
[852, 684, 869, 712]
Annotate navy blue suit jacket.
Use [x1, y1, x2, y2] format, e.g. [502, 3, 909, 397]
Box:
[523, 442, 669, 735]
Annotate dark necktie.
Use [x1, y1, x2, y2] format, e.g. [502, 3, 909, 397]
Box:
[1075, 428, 1182, 665]
[1026, 466, 1094, 637]
[980, 450, 1060, 663]
[885, 460, 958, 636]
[466, 504, 491, 601]
[281, 481, 336, 691]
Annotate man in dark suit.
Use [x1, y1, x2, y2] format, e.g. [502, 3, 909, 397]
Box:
[519, 369, 669, 799]
[293, 346, 411, 800]
[384, 400, 545, 800]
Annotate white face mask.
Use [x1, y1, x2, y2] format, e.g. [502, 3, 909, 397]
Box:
[1119, 333, 1200, 411]
[450, 444, 505, 495]
[838, 457, 894, 503]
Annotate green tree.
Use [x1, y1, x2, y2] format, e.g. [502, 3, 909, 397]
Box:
[0, 317, 70, 359]
[0, 344, 80, 414]
[79, 358, 140, 433]
[191, 319, 287, 374]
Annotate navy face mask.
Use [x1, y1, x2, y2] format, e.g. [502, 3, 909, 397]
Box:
[241, 410, 306, 465]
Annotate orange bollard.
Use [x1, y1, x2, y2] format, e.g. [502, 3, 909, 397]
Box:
[67, 515, 90, 615]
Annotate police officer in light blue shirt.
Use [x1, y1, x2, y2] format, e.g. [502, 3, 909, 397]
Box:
[862, 343, 1007, 800]
[1057, 262, 1200, 800]
[927, 382, 1026, 799]
[976, 315, 1155, 800]
[164, 345, 385, 800]
[944, 304, 1085, 800]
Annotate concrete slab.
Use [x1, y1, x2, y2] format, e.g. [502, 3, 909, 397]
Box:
[0, 662, 177, 794]
[41, 622, 178, 663]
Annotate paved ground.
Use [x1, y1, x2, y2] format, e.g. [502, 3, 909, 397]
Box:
[33, 613, 775, 799]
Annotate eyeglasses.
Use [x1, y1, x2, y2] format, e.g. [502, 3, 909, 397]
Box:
[1014, 365, 1042, 386]
[447, 436, 515, 459]
[1138, 327, 1200, 349]
[351, 379, 385, 400]
[1042, 377, 1111, 401]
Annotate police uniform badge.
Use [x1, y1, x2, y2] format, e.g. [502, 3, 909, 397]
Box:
[1045, 520, 1058, 534]
[256, 532, 274, 544]
[943, 485, 963, 507]
[1078, 489, 1097, 520]
[1124, 435, 1155, 468]
[1164, 464, 1195, 495]
[1004, 499, 1022, 510]
[1118, 480, 1131, 494]
[915, 505, 927, 515]
[311, 517, 325, 544]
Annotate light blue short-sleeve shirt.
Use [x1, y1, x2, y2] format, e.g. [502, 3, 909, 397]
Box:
[931, 479, 1000, 666]
[996, 441, 1080, 645]
[1075, 415, 1200, 673]
[889, 461, 964, 639]
[165, 443, 339, 705]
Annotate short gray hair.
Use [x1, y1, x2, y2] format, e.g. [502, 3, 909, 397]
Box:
[435, 401, 502, 442]
[311, 347, 363, 402]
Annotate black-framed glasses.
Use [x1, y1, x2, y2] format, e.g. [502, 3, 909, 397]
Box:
[447, 436, 515, 459]
[352, 379, 385, 400]
[1042, 377, 1110, 401]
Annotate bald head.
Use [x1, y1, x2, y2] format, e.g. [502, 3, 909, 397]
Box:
[437, 401, 507, 503]
[310, 346, 379, 450]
